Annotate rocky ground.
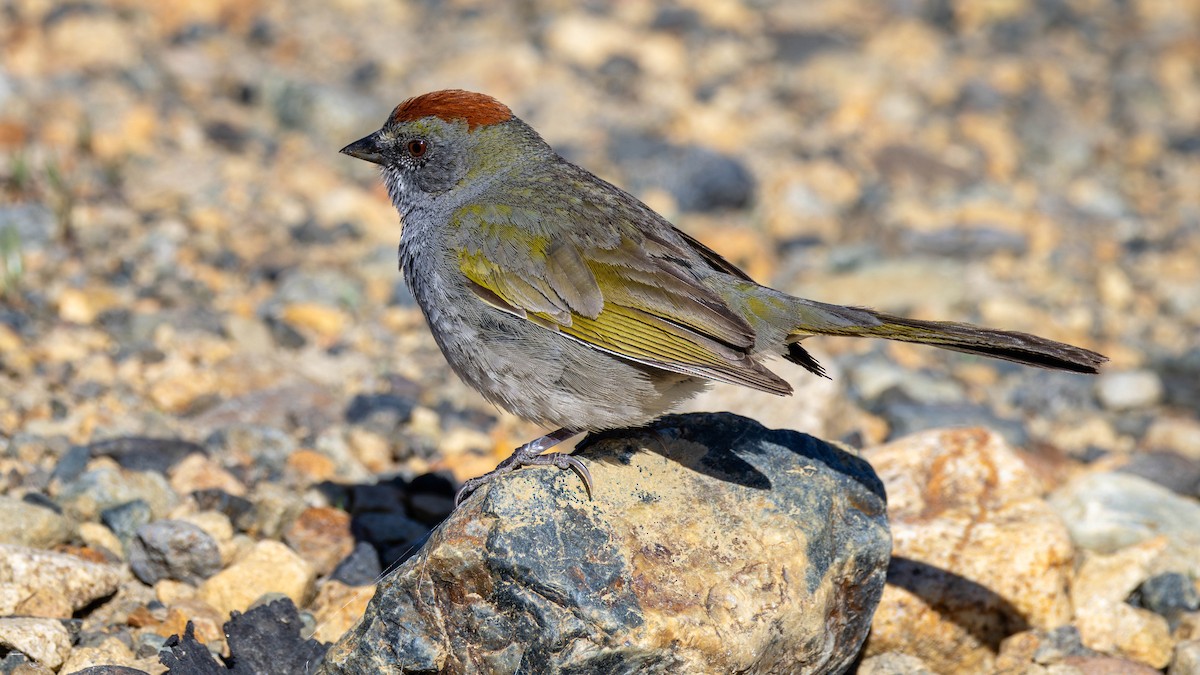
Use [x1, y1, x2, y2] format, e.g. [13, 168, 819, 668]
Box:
[1, 0, 1198, 673]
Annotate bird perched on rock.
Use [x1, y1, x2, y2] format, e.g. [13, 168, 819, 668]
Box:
[341, 89, 1106, 505]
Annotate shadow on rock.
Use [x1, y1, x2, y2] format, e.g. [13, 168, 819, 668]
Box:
[580, 412, 886, 503]
[887, 556, 1031, 652]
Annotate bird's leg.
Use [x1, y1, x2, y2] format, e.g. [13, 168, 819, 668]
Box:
[454, 427, 588, 506]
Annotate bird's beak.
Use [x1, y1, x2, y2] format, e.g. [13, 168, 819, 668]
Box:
[339, 132, 386, 165]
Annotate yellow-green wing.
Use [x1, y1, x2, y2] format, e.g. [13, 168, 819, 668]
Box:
[451, 202, 791, 395]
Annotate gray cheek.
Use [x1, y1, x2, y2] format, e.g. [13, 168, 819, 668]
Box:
[416, 151, 467, 194]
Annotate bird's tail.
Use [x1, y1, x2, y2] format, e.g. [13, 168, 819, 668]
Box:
[788, 299, 1107, 374]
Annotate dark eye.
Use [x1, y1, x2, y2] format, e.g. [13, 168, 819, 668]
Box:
[406, 139, 427, 158]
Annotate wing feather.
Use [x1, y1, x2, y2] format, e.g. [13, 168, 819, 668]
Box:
[449, 195, 788, 395]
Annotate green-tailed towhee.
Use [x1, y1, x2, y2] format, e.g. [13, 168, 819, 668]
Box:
[341, 89, 1106, 504]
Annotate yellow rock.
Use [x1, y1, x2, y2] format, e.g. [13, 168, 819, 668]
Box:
[198, 541, 315, 618]
[281, 302, 349, 340]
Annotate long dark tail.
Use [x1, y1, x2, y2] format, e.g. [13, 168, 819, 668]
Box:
[788, 300, 1107, 374]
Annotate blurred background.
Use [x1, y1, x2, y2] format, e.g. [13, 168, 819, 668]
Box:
[3, 0, 1197, 464]
[2, 0, 1200, 667]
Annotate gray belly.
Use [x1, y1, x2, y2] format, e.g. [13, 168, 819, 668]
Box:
[414, 278, 706, 430]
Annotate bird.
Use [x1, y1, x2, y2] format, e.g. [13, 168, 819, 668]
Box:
[340, 89, 1107, 505]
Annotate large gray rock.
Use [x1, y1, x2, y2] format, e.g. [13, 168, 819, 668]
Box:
[321, 413, 890, 675]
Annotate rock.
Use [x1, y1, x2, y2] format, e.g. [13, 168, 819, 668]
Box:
[160, 599, 328, 675]
[55, 466, 179, 522]
[607, 133, 756, 212]
[329, 542, 381, 587]
[1072, 538, 1175, 668]
[348, 512, 429, 569]
[282, 506, 355, 577]
[191, 489, 255, 532]
[0, 496, 70, 548]
[1144, 417, 1200, 461]
[198, 540, 315, 618]
[100, 499, 153, 548]
[1049, 471, 1200, 575]
[0, 545, 121, 617]
[321, 413, 890, 675]
[77, 522, 125, 559]
[1131, 572, 1200, 628]
[245, 483, 308, 539]
[0, 652, 54, 674]
[160, 598, 227, 648]
[169, 454, 248, 498]
[856, 651, 935, 674]
[344, 393, 415, 434]
[86, 437, 205, 475]
[1155, 348, 1200, 412]
[0, 617, 72, 670]
[1096, 370, 1165, 410]
[205, 425, 296, 485]
[861, 428, 1074, 673]
[1172, 639, 1200, 675]
[996, 625, 1099, 670]
[128, 520, 222, 585]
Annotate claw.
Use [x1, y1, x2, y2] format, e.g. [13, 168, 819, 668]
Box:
[558, 453, 594, 500]
[452, 428, 586, 508]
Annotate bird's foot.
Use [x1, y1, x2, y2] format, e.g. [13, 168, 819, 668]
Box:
[454, 428, 588, 507]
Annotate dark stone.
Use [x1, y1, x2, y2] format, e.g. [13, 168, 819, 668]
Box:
[407, 471, 456, 498]
[1129, 572, 1200, 628]
[319, 413, 890, 674]
[345, 479, 406, 513]
[289, 220, 361, 245]
[264, 315, 308, 350]
[1154, 348, 1200, 411]
[128, 520, 222, 585]
[770, 30, 849, 64]
[596, 54, 641, 97]
[349, 512, 429, 568]
[875, 398, 1029, 448]
[607, 133, 755, 212]
[329, 541, 382, 587]
[1031, 625, 1100, 663]
[205, 425, 295, 484]
[51, 444, 91, 484]
[344, 393, 415, 431]
[160, 599, 328, 674]
[0, 652, 48, 674]
[101, 499, 154, 545]
[1117, 451, 1200, 498]
[406, 492, 454, 527]
[204, 121, 249, 153]
[87, 436, 206, 474]
[70, 667, 151, 675]
[350, 60, 380, 89]
[191, 489, 256, 531]
[650, 7, 701, 32]
[1006, 370, 1099, 417]
[21, 491, 61, 514]
[1168, 134, 1200, 155]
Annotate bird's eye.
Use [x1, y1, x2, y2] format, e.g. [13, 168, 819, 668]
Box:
[406, 139, 428, 158]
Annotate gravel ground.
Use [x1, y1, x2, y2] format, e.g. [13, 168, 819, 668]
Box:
[1, 0, 1198, 672]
